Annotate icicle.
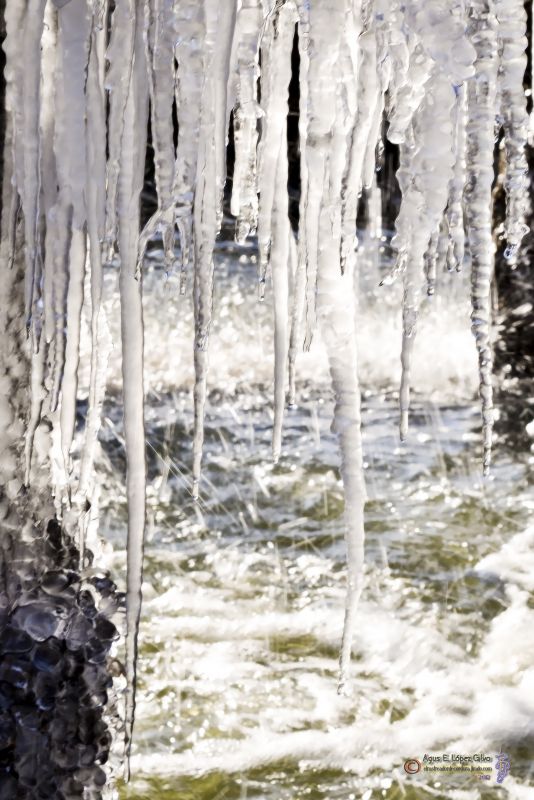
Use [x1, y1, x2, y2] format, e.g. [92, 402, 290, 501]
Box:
[19, 3, 56, 478]
[465, 0, 499, 476]
[392, 0, 475, 441]
[253, 2, 295, 460]
[56, 1, 91, 229]
[257, 2, 297, 301]
[138, 0, 178, 273]
[270, 151, 291, 463]
[339, 6, 373, 276]
[104, 0, 136, 259]
[396, 80, 457, 440]
[78, 8, 109, 514]
[447, 84, 467, 272]
[49, 0, 91, 413]
[495, 0, 529, 261]
[59, 229, 86, 475]
[330, 5, 361, 271]
[49, 204, 72, 414]
[173, 0, 206, 289]
[115, 8, 150, 772]
[296, 2, 310, 344]
[288, 231, 304, 407]
[230, 0, 263, 243]
[317, 189, 366, 696]
[20, 0, 47, 331]
[300, 0, 358, 346]
[425, 227, 440, 297]
[24, 343, 48, 487]
[2, 0, 534, 774]
[191, 1, 238, 500]
[296, 0, 368, 691]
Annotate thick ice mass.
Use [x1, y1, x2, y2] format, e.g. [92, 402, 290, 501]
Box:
[0, 0, 530, 773]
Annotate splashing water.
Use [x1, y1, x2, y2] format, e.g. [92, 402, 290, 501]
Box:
[0, 0, 531, 789]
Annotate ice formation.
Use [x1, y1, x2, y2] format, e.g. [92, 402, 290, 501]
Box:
[0, 0, 530, 781]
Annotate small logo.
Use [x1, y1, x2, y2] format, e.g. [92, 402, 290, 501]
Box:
[495, 752, 511, 784]
[404, 759, 422, 775]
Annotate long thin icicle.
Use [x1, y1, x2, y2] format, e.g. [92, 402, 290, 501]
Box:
[288, 231, 304, 407]
[257, 2, 296, 300]
[137, 0, 178, 272]
[104, 0, 136, 258]
[230, 0, 263, 243]
[173, 0, 206, 289]
[78, 9, 109, 516]
[20, 0, 47, 331]
[256, 2, 295, 459]
[447, 84, 468, 272]
[465, 0, 499, 475]
[495, 0, 529, 260]
[114, 7, 150, 771]
[59, 228, 86, 477]
[191, 1, 237, 499]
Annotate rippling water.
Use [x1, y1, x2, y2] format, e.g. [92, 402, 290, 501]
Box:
[86, 240, 534, 799]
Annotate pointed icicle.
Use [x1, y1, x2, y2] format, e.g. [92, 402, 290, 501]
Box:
[191, 0, 238, 500]
[59, 228, 86, 476]
[397, 99, 457, 438]
[49, 0, 91, 416]
[296, 0, 310, 346]
[24, 342, 48, 487]
[257, 2, 297, 301]
[49, 204, 73, 414]
[230, 0, 263, 244]
[78, 9, 109, 525]
[465, 0, 499, 476]
[318, 176, 366, 697]
[138, 0, 178, 272]
[20, 2, 57, 479]
[296, 0, 367, 693]
[326, 272, 366, 697]
[447, 83, 467, 273]
[299, 0, 356, 347]
[495, 0, 529, 261]
[330, 4, 361, 273]
[20, 0, 47, 332]
[173, 0, 206, 290]
[393, 0, 475, 440]
[104, 0, 137, 259]
[255, 1, 295, 460]
[425, 227, 440, 297]
[396, 76, 460, 441]
[116, 9, 150, 774]
[271, 152, 291, 463]
[339, 5, 371, 277]
[288, 230, 304, 408]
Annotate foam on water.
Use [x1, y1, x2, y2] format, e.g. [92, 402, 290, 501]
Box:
[122, 519, 534, 792]
[93, 242, 478, 405]
[83, 257, 534, 796]
[70, 238, 533, 797]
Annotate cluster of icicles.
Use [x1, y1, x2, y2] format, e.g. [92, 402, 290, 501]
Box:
[1, 0, 531, 769]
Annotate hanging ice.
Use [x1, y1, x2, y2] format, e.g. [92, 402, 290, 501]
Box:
[0, 0, 531, 783]
[465, 0, 499, 476]
[256, 1, 296, 459]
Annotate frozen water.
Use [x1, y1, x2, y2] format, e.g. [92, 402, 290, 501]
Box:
[0, 0, 531, 791]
